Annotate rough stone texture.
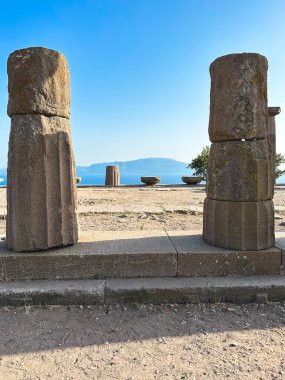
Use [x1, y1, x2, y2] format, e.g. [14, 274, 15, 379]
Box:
[209, 53, 268, 142]
[177, 249, 281, 276]
[7, 114, 78, 252]
[167, 230, 281, 276]
[206, 139, 273, 201]
[268, 107, 281, 185]
[105, 277, 213, 304]
[209, 275, 285, 304]
[7, 47, 70, 118]
[105, 166, 120, 186]
[0, 230, 177, 280]
[1, 276, 285, 305]
[0, 279, 105, 306]
[105, 276, 285, 305]
[203, 198, 275, 250]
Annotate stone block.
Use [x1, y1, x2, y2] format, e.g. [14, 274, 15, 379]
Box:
[209, 53, 268, 142]
[7, 47, 70, 118]
[167, 230, 281, 276]
[105, 277, 212, 304]
[206, 139, 273, 201]
[0, 280, 105, 306]
[203, 198, 275, 250]
[2, 276, 285, 306]
[209, 275, 285, 303]
[7, 114, 78, 252]
[0, 230, 177, 280]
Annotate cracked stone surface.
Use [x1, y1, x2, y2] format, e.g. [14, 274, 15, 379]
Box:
[209, 53, 268, 142]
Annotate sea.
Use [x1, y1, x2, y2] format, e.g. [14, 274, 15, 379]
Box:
[0, 174, 284, 186]
[78, 174, 195, 185]
[0, 174, 198, 186]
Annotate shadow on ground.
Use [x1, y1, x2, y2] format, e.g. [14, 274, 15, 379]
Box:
[0, 302, 285, 356]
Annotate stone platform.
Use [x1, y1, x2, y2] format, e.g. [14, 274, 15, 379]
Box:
[0, 230, 284, 305]
[0, 230, 284, 281]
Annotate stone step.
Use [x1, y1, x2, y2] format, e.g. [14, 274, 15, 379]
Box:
[2, 275, 285, 306]
[0, 230, 284, 282]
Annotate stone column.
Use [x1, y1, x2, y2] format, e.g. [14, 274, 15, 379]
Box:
[268, 107, 281, 184]
[203, 53, 274, 250]
[7, 47, 78, 252]
[105, 166, 120, 186]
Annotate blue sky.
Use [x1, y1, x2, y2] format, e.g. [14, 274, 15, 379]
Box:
[0, 0, 284, 166]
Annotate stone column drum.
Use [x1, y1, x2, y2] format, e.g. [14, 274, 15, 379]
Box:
[268, 107, 281, 185]
[105, 166, 120, 186]
[203, 53, 274, 250]
[7, 47, 78, 252]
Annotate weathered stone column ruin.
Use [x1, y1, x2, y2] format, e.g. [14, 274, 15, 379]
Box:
[7, 47, 78, 252]
[268, 107, 281, 184]
[203, 53, 275, 250]
[105, 165, 120, 186]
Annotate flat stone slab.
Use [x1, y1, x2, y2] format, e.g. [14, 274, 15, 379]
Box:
[0, 230, 177, 281]
[1, 275, 285, 305]
[107, 275, 285, 304]
[210, 275, 285, 303]
[105, 277, 212, 304]
[0, 279, 105, 306]
[0, 230, 283, 282]
[167, 230, 281, 276]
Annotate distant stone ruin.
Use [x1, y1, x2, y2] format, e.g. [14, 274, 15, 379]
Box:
[203, 53, 274, 250]
[105, 165, 120, 186]
[6, 47, 78, 252]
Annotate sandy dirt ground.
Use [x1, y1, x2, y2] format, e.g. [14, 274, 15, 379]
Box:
[0, 186, 284, 235]
[75, 186, 285, 233]
[0, 186, 285, 379]
[1, 303, 285, 379]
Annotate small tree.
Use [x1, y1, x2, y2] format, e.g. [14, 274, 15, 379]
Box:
[276, 153, 285, 179]
[189, 147, 285, 181]
[188, 146, 210, 180]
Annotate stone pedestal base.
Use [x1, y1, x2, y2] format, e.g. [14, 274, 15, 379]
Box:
[105, 166, 120, 186]
[203, 198, 274, 250]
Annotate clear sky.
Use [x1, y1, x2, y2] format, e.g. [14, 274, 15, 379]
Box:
[0, 0, 284, 166]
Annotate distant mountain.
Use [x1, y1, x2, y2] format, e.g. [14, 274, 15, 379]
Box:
[0, 158, 191, 178]
[76, 158, 190, 175]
